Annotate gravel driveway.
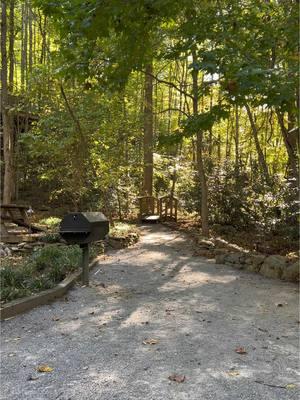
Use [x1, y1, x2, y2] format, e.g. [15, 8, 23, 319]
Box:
[1, 225, 299, 400]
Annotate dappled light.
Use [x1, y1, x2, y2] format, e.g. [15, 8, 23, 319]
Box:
[1, 0, 298, 399]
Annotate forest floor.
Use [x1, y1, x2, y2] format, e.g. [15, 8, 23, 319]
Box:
[1, 224, 299, 400]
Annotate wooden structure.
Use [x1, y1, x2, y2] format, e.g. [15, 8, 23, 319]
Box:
[159, 195, 178, 222]
[0, 204, 44, 242]
[138, 196, 160, 223]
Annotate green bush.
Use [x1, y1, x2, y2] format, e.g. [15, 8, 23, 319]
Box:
[0, 245, 81, 303]
[40, 232, 62, 243]
[109, 222, 139, 238]
[38, 216, 61, 230]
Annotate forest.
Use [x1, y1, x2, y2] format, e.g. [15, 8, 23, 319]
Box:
[1, 0, 299, 249]
[1, 2, 299, 399]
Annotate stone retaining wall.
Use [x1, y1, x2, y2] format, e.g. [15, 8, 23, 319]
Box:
[215, 251, 299, 282]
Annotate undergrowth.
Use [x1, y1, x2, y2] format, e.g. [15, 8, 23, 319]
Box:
[0, 245, 81, 303]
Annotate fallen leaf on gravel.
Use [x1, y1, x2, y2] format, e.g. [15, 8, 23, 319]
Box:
[27, 375, 39, 381]
[37, 365, 54, 373]
[227, 370, 240, 377]
[286, 384, 297, 389]
[235, 347, 247, 354]
[143, 338, 159, 345]
[168, 374, 186, 383]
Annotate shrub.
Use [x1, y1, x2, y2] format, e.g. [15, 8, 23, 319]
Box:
[40, 232, 62, 243]
[0, 244, 81, 303]
[38, 216, 61, 230]
[109, 222, 139, 238]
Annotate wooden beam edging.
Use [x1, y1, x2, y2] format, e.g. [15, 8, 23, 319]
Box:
[0, 258, 100, 321]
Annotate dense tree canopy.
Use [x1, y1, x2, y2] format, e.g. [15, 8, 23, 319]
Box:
[1, 0, 299, 241]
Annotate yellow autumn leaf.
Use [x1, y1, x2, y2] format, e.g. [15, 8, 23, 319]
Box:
[143, 338, 159, 345]
[227, 370, 240, 377]
[37, 365, 54, 373]
[286, 384, 297, 389]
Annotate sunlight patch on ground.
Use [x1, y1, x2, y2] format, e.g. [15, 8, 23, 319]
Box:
[159, 271, 236, 292]
[120, 306, 151, 328]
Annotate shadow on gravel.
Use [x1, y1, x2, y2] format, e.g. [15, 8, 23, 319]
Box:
[1, 225, 299, 400]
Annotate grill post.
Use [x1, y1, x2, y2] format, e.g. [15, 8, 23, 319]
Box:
[81, 244, 90, 285]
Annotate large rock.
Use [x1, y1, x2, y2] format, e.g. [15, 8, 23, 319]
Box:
[226, 252, 247, 264]
[215, 254, 227, 264]
[214, 248, 229, 256]
[260, 255, 287, 279]
[245, 254, 266, 266]
[244, 254, 266, 272]
[246, 262, 262, 273]
[231, 263, 245, 270]
[281, 262, 299, 282]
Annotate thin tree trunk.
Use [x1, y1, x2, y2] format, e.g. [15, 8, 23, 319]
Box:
[21, 2, 28, 89]
[245, 103, 271, 186]
[234, 104, 240, 176]
[143, 63, 154, 196]
[1, 0, 15, 203]
[8, 0, 14, 91]
[276, 110, 298, 182]
[29, 5, 33, 74]
[192, 51, 209, 236]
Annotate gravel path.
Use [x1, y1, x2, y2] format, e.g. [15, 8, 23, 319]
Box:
[1, 225, 299, 400]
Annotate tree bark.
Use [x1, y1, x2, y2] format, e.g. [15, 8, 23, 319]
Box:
[1, 0, 15, 203]
[192, 52, 209, 236]
[8, 0, 14, 91]
[143, 63, 153, 196]
[276, 110, 299, 182]
[234, 104, 240, 176]
[245, 103, 272, 186]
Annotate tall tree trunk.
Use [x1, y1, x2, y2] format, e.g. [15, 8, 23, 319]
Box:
[245, 103, 271, 186]
[21, 2, 28, 89]
[192, 52, 209, 236]
[8, 0, 14, 91]
[28, 5, 33, 74]
[276, 110, 298, 182]
[234, 104, 240, 176]
[1, 0, 15, 203]
[143, 63, 153, 196]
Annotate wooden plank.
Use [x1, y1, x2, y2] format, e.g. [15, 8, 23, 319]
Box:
[1, 204, 29, 210]
[142, 215, 160, 222]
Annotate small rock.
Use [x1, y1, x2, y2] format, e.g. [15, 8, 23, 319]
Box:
[23, 244, 33, 250]
[226, 252, 247, 264]
[0, 249, 6, 257]
[215, 254, 227, 264]
[246, 263, 262, 273]
[198, 239, 215, 249]
[281, 261, 299, 282]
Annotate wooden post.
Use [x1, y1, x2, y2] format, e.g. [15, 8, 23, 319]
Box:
[81, 244, 89, 286]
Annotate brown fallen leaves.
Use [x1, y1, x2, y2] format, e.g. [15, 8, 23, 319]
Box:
[235, 347, 247, 354]
[168, 374, 186, 383]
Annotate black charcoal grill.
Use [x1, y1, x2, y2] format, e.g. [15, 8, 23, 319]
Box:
[59, 212, 109, 285]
